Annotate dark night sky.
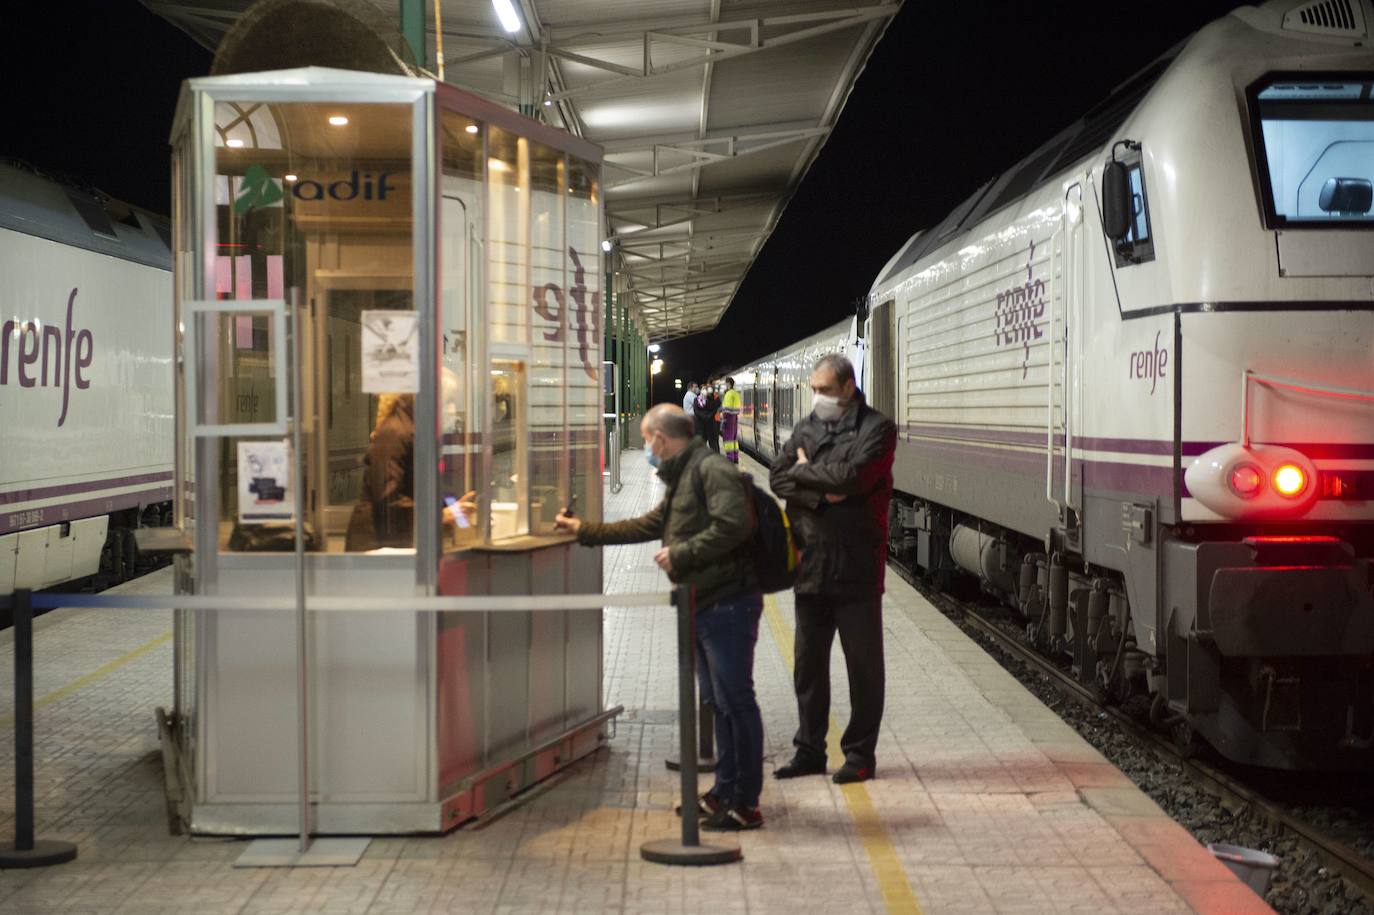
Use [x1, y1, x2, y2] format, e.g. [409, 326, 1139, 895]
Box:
[6, 1, 1244, 394]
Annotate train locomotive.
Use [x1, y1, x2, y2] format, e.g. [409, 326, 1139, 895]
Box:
[0, 161, 174, 594]
[732, 0, 1374, 769]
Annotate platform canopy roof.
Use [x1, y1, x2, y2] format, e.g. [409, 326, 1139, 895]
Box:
[146, 0, 901, 341]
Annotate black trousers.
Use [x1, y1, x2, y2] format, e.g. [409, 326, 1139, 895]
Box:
[791, 593, 885, 767]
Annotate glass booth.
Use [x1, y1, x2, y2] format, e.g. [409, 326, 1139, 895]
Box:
[167, 68, 608, 834]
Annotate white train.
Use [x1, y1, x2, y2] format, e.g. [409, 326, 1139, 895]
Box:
[732, 0, 1374, 769]
[0, 161, 174, 593]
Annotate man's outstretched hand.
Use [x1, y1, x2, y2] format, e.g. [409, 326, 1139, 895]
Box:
[554, 510, 582, 535]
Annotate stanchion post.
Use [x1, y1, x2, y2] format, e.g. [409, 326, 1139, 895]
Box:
[0, 589, 77, 869]
[640, 587, 740, 866]
[665, 695, 717, 772]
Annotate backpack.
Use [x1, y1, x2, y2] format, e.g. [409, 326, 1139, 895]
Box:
[684, 462, 798, 594]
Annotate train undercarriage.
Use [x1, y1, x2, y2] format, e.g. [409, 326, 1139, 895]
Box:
[889, 493, 1374, 771]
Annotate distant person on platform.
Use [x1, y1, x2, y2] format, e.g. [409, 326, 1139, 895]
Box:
[696, 381, 721, 452]
[720, 377, 742, 464]
[683, 381, 699, 418]
[768, 354, 896, 784]
[555, 404, 765, 830]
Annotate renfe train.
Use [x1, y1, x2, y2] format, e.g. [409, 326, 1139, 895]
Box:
[732, 0, 1374, 769]
[0, 161, 174, 593]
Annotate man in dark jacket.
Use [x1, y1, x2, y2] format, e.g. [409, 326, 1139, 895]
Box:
[769, 353, 896, 784]
[556, 404, 766, 829]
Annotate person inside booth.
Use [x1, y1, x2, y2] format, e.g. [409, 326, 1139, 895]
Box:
[345, 392, 476, 551]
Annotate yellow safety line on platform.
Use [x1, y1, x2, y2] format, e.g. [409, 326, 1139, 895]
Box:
[763, 595, 923, 915]
[0, 630, 173, 730]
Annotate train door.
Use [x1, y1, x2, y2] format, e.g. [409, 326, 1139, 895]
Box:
[866, 300, 896, 417]
[1050, 183, 1085, 521]
[770, 365, 781, 456]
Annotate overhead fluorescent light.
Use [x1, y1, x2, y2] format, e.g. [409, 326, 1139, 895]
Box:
[492, 0, 521, 33]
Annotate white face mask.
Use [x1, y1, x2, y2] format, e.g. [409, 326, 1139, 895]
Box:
[813, 392, 844, 422]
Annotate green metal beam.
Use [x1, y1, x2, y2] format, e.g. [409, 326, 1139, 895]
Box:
[399, 0, 425, 68]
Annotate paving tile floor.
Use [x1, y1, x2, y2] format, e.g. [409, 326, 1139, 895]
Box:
[0, 453, 1272, 913]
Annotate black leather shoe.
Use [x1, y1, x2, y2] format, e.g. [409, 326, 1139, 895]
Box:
[832, 761, 874, 784]
[773, 756, 826, 779]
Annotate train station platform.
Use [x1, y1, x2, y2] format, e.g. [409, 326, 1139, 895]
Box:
[0, 453, 1270, 914]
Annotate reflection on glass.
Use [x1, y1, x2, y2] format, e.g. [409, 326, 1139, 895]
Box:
[489, 359, 528, 539]
[529, 141, 566, 535]
[566, 158, 602, 527]
[212, 101, 415, 552]
[441, 112, 483, 552]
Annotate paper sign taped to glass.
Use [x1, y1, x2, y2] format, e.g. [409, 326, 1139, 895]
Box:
[237, 440, 293, 523]
[361, 309, 420, 393]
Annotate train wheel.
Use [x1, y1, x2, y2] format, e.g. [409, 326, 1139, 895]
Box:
[1171, 719, 1201, 758]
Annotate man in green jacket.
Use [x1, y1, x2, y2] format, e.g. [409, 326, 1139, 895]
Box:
[556, 404, 765, 830]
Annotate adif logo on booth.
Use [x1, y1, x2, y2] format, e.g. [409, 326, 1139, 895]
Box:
[233, 164, 283, 214]
[227, 165, 399, 214]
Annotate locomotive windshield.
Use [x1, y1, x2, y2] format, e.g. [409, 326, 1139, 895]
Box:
[1250, 76, 1374, 227]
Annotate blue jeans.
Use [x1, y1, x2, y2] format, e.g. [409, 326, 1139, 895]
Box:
[695, 592, 765, 808]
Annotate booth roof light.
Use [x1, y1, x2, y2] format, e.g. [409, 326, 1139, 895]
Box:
[601, 239, 612, 252]
[328, 115, 349, 126]
[647, 343, 661, 354]
[285, 174, 298, 182]
[492, 0, 522, 33]
[226, 138, 245, 148]
[465, 124, 479, 134]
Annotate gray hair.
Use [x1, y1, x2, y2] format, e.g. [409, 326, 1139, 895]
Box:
[813, 353, 855, 386]
[643, 404, 695, 440]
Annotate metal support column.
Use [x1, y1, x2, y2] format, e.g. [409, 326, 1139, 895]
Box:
[399, 0, 425, 68]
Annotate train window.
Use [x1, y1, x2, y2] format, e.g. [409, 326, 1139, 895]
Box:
[1250, 76, 1374, 227]
[1112, 151, 1155, 267]
[65, 191, 118, 240]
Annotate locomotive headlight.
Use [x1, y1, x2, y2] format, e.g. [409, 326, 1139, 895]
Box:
[1273, 464, 1308, 498]
[1186, 443, 1318, 519]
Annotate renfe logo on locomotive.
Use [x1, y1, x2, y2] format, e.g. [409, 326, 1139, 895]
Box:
[0, 288, 94, 427]
[994, 241, 1046, 379]
[1129, 330, 1168, 396]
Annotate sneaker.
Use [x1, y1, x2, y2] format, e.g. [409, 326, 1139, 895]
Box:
[832, 761, 874, 784]
[773, 755, 826, 779]
[702, 804, 763, 831]
[672, 792, 724, 819]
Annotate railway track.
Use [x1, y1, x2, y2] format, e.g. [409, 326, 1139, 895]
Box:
[888, 556, 1374, 904]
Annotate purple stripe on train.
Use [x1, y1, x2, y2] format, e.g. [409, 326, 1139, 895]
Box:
[3, 486, 173, 533]
[0, 471, 175, 508]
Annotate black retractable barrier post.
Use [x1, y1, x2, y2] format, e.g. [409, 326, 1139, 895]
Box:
[0, 589, 77, 868]
[640, 587, 740, 866]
